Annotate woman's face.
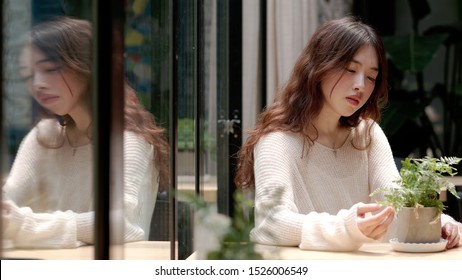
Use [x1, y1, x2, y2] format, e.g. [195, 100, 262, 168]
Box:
[320, 44, 378, 118]
[23, 47, 88, 117]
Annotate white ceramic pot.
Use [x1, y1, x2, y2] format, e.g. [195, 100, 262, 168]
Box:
[396, 207, 441, 243]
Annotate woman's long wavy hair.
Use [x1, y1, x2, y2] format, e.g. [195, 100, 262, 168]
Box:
[30, 16, 170, 191]
[234, 16, 389, 189]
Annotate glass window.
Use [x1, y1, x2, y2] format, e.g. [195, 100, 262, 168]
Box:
[1, 0, 172, 260]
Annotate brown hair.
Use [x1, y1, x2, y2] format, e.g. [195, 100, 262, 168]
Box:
[124, 85, 170, 191]
[30, 16, 170, 191]
[234, 16, 389, 189]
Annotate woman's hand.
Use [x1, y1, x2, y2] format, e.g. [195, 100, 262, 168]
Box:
[2, 200, 14, 229]
[442, 222, 460, 249]
[2, 200, 21, 237]
[356, 203, 395, 240]
[2, 200, 14, 221]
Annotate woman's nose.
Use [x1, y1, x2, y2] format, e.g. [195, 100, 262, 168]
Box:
[353, 74, 365, 92]
[32, 74, 47, 91]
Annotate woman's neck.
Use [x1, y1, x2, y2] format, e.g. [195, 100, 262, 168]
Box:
[68, 105, 92, 132]
[66, 107, 92, 147]
[311, 110, 348, 151]
[312, 107, 342, 136]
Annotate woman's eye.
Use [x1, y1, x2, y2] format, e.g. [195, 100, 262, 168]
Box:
[346, 68, 355, 73]
[368, 76, 376, 82]
[22, 75, 32, 82]
[45, 67, 60, 73]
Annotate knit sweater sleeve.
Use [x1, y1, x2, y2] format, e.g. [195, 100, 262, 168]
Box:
[122, 132, 157, 241]
[251, 132, 373, 251]
[4, 125, 156, 248]
[76, 131, 157, 244]
[3, 201, 81, 248]
[3, 127, 42, 205]
[250, 132, 303, 246]
[3, 127, 82, 248]
[367, 122, 400, 197]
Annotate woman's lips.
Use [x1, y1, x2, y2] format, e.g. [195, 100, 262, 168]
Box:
[37, 94, 59, 105]
[346, 96, 360, 106]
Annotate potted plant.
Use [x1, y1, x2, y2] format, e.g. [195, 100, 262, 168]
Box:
[371, 156, 461, 244]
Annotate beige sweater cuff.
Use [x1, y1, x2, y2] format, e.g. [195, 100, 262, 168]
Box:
[76, 212, 95, 244]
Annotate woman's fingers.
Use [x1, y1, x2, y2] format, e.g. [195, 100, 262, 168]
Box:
[356, 203, 382, 218]
[2, 200, 12, 215]
[357, 204, 395, 240]
[442, 223, 460, 249]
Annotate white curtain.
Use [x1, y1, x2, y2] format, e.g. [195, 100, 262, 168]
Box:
[242, 0, 262, 138]
[242, 0, 353, 137]
[266, 0, 319, 105]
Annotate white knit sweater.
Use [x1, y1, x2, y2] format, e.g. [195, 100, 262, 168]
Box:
[250, 120, 461, 251]
[3, 119, 158, 249]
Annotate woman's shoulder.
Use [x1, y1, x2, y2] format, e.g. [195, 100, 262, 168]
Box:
[354, 118, 373, 130]
[35, 118, 62, 129]
[123, 130, 153, 152]
[350, 119, 388, 148]
[256, 130, 303, 155]
[352, 119, 386, 136]
[260, 130, 302, 144]
[34, 118, 65, 147]
[12, 119, 62, 158]
[124, 130, 149, 144]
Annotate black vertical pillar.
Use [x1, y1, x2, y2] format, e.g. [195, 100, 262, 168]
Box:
[0, 0, 4, 255]
[170, 0, 179, 260]
[227, 0, 242, 218]
[93, 0, 125, 260]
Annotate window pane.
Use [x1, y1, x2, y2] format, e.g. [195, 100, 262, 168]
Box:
[1, 0, 96, 259]
[1, 0, 173, 260]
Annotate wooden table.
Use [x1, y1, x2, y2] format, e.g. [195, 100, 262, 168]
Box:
[253, 242, 462, 260]
[187, 242, 462, 260]
[2, 241, 174, 260]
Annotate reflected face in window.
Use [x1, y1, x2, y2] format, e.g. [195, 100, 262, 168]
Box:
[22, 46, 89, 118]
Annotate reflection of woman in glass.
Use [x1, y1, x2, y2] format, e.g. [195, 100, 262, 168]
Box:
[234, 16, 461, 250]
[2, 17, 169, 248]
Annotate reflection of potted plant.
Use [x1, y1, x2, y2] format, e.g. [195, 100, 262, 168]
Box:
[182, 191, 263, 260]
[178, 118, 217, 176]
[177, 118, 195, 175]
[372, 156, 461, 243]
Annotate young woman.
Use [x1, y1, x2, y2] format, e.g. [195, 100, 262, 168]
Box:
[2, 17, 169, 248]
[234, 16, 461, 251]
